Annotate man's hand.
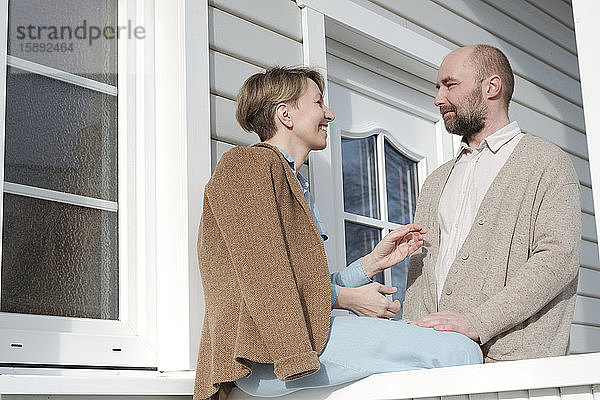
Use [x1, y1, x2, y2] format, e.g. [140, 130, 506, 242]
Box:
[410, 310, 479, 341]
[362, 224, 427, 278]
[335, 282, 402, 319]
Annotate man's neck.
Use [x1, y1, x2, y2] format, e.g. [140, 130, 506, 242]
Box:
[466, 115, 510, 148]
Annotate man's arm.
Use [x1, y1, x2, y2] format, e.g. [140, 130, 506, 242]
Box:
[464, 180, 580, 344]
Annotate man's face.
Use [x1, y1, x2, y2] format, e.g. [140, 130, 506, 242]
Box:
[435, 50, 487, 138]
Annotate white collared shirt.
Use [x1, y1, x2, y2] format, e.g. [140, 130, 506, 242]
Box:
[435, 121, 524, 303]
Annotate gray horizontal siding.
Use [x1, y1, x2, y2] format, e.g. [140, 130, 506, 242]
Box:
[570, 324, 600, 353]
[209, 6, 302, 69]
[511, 103, 586, 159]
[482, 0, 576, 52]
[208, 0, 302, 42]
[579, 267, 600, 298]
[209, 50, 263, 101]
[210, 94, 258, 146]
[208, 2, 302, 147]
[526, 0, 575, 30]
[581, 186, 594, 214]
[430, 0, 579, 79]
[581, 240, 599, 270]
[369, 0, 582, 105]
[573, 295, 600, 327]
[582, 213, 597, 243]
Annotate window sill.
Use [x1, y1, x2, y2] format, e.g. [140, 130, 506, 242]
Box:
[4, 353, 600, 398]
[0, 368, 194, 395]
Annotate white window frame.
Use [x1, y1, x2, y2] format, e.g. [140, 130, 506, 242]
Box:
[0, 0, 212, 374]
[0, 0, 155, 369]
[334, 126, 425, 285]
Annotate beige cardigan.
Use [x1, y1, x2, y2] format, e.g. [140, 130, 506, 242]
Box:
[193, 143, 331, 399]
[403, 134, 581, 361]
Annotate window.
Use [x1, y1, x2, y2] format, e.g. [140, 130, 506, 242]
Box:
[3, 0, 118, 318]
[0, 0, 156, 369]
[341, 132, 418, 303]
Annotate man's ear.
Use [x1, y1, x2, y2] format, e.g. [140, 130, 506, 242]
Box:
[275, 102, 293, 129]
[486, 75, 502, 100]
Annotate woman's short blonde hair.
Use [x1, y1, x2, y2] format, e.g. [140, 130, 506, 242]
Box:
[236, 66, 325, 141]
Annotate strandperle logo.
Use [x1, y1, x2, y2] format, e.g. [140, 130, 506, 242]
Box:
[15, 20, 146, 46]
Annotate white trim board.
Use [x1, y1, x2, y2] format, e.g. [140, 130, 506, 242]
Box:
[574, 0, 600, 287]
[185, 0, 213, 370]
[296, 0, 449, 69]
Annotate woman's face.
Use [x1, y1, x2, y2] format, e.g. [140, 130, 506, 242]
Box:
[288, 78, 335, 151]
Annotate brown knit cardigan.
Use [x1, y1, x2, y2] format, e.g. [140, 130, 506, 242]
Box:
[193, 143, 331, 399]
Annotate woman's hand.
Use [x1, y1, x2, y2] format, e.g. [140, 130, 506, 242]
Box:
[362, 224, 426, 279]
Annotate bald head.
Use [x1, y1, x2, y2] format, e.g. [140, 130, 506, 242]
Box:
[452, 45, 514, 109]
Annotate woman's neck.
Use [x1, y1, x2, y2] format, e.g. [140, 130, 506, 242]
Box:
[265, 135, 309, 170]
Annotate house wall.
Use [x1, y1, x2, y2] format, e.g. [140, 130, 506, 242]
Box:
[206, 0, 599, 353]
[207, 0, 303, 168]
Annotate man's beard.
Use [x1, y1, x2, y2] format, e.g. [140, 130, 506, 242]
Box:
[441, 88, 487, 138]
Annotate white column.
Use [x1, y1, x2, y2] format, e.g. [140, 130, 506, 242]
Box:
[299, 5, 343, 271]
[154, 0, 212, 371]
[185, 0, 212, 369]
[573, 0, 600, 245]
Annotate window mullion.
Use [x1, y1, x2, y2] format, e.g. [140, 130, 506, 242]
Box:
[6, 55, 117, 96]
[376, 133, 392, 286]
[342, 211, 385, 229]
[4, 182, 118, 212]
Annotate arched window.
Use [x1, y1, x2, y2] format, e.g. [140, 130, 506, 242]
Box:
[341, 131, 418, 303]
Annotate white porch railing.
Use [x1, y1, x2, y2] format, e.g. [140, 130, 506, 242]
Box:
[229, 353, 600, 400]
[1, 353, 599, 399]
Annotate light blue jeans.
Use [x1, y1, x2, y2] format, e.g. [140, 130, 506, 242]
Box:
[235, 316, 483, 397]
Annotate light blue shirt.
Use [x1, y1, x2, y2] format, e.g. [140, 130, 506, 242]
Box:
[273, 146, 372, 305]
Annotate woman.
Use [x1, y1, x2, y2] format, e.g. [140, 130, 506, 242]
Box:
[194, 67, 482, 400]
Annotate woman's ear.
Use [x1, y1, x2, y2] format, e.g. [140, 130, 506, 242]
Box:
[275, 102, 293, 129]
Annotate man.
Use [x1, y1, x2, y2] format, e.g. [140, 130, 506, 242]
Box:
[402, 45, 581, 361]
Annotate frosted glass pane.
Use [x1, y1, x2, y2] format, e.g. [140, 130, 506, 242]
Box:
[1, 194, 118, 320]
[344, 221, 383, 284]
[342, 136, 379, 219]
[4, 66, 117, 201]
[7, 0, 118, 86]
[385, 141, 418, 225]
